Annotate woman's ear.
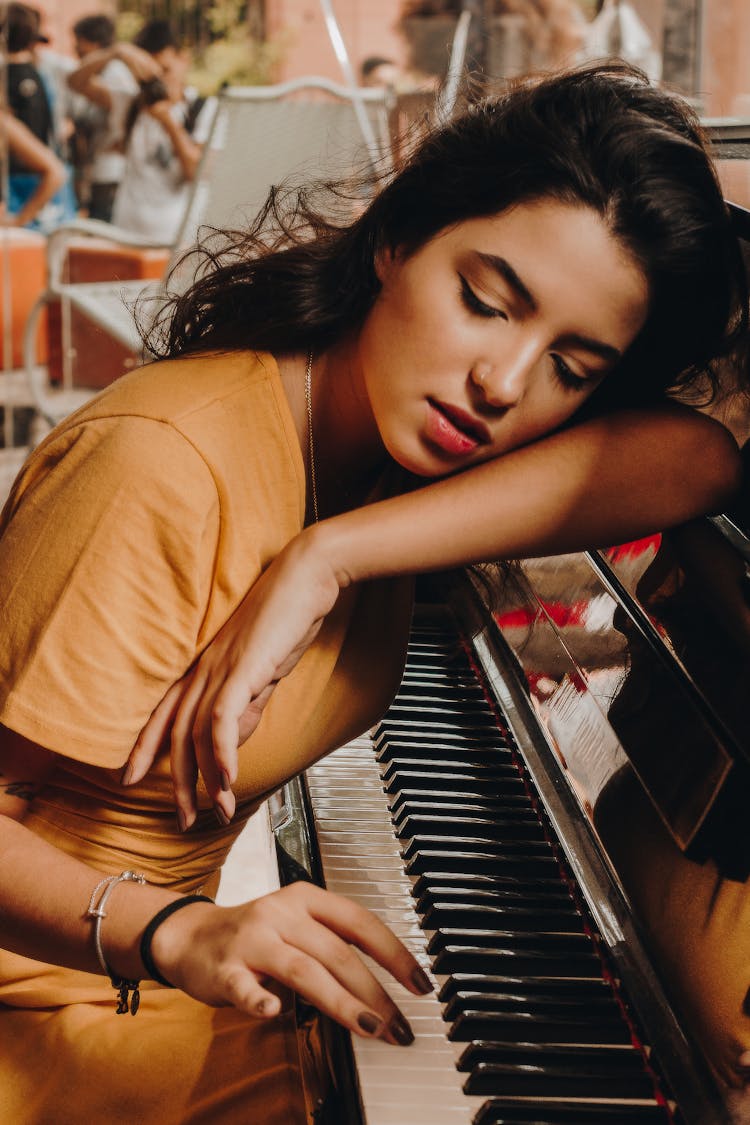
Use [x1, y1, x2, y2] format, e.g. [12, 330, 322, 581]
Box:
[373, 242, 400, 283]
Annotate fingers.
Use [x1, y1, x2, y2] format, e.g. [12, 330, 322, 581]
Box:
[282, 918, 416, 1045]
[169, 676, 207, 829]
[301, 883, 434, 998]
[222, 966, 282, 1020]
[249, 932, 412, 1045]
[124, 679, 186, 787]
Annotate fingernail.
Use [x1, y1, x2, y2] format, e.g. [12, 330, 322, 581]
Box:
[176, 807, 188, 833]
[120, 764, 133, 786]
[220, 769, 231, 792]
[389, 1012, 414, 1046]
[214, 804, 230, 827]
[357, 1011, 382, 1035]
[410, 966, 433, 994]
[255, 997, 275, 1016]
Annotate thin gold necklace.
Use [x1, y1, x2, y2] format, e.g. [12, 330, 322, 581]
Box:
[305, 350, 319, 523]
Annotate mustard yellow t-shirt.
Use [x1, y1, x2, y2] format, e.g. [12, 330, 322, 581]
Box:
[0, 349, 413, 1123]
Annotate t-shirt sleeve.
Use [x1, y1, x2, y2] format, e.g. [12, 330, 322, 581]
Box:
[0, 415, 219, 768]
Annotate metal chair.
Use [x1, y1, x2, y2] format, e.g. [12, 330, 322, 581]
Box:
[23, 77, 393, 429]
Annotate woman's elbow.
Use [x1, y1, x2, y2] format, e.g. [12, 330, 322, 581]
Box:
[694, 415, 742, 513]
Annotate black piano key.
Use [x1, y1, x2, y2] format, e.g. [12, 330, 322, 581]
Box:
[421, 902, 585, 933]
[378, 742, 512, 766]
[388, 682, 488, 702]
[415, 884, 575, 913]
[473, 1099, 671, 1124]
[401, 835, 553, 863]
[380, 705, 499, 726]
[382, 759, 519, 785]
[413, 873, 573, 904]
[427, 927, 594, 955]
[384, 769, 522, 795]
[376, 728, 512, 752]
[438, 974, 616, 1005]
[396, 811, 545, 841]
[389, 792, 533, 817]
[462, 1044, 655, 1099]
[449, 1008, 632, 1044]
[443, 987, 621, 1021]
[432, 944, 602, 977]
[406, 849, 560, 878]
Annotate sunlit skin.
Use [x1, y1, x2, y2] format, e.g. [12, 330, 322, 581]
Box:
[300, 199, 650, 508]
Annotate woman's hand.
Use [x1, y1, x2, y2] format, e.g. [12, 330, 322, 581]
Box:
[149, 882, 432, 1044]
[124, 530, 342, 827]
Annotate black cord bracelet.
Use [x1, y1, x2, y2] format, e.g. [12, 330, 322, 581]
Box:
[139, 894, 214, 988]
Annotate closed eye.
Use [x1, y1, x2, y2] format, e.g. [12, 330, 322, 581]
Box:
[459, 275, 507, 320]
[551, 354, 589, 393]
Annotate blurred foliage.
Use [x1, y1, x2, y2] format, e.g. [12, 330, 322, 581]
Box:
[116, 0, 286, 93]
[187, 33, 287, 95]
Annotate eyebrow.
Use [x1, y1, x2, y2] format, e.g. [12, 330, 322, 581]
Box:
[476, 251, 623, 363]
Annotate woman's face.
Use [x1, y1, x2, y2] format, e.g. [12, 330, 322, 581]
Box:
[357, 199, 649, 477]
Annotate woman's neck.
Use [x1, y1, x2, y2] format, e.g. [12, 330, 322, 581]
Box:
[277, 340, 387, 520]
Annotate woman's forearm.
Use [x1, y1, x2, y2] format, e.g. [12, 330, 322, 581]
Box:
[0, 813, 179, 979]
[310, 405, 740, 586]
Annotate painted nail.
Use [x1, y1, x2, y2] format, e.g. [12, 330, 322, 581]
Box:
[389, 1012, 414, 1046]
[410, 966, 433, 994]
[176, 808, 188, 833]
[214, 804, 230, 827]
[357, 1011, 382, 1035]
[120, 763, 134, 786]
[220, 769, 231, 792]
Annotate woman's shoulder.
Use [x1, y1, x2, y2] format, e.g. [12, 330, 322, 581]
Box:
[64, 349, 282, 430]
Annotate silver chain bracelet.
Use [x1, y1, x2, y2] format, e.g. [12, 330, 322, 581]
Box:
[86, 870, 147, 1014]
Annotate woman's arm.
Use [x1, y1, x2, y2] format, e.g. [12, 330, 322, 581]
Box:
[0, 723, 428, 1042]
[1, 113, 66, 228]
[312, 404, 739, 581]
[127, 403, 740, 821]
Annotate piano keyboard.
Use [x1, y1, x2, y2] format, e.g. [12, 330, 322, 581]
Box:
[305, 618, 676, 1125]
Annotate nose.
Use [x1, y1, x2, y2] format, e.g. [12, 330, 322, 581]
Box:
[470, 340, 538, 408]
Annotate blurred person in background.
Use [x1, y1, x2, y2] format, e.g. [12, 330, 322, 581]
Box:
[0, 109, 66, 228]
[68, 19, 215, 243]
[3, 2, 77, 231]
[70, 14, 138, 222]
[360, 55, 402, 88]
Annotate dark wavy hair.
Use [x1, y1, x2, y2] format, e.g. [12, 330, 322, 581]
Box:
[144, 62, 748, 408]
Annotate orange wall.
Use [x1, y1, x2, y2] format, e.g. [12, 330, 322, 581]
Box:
[701, 0, 750, 117]
[267, 0, 409, 84]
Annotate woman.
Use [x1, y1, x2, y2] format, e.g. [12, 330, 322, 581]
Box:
[0, 65, 746, 1121]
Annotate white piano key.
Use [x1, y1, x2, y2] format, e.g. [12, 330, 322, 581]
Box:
[307, 738, 478, 1125]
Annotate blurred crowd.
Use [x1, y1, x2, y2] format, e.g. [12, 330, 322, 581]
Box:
[0, 3, 215, 239]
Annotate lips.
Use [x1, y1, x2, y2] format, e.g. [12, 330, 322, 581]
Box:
[425, 398, 492, 457]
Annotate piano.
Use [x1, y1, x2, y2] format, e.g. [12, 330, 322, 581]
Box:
[269, 206, 750, 1125]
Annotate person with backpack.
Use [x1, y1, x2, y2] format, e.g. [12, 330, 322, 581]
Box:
[3, 2, 77, 232]
[67, 20, 215, 242]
